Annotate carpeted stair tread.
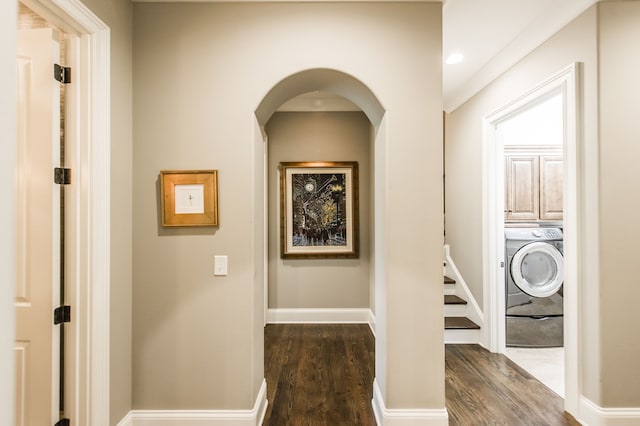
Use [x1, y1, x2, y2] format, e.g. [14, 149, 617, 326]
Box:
[444, 275, 456, 284]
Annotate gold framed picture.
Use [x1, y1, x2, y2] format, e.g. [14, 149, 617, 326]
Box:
[280, 161, 359, 259]
[160, 170, 219, 227]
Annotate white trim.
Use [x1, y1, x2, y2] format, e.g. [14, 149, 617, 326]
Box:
[579, 397, 640, 426]
[444, 329, 482, 345]
[20, 0, 111, 424]
[443, 245, 484, 331]
[116, 412, 134, 426]
[267, 308, 372, 325]
[444, 244, 483, 344]
[1, 2, 17, 425]
[482, 63, 581, 418]
[368, 309, 377, 337]
[118, 380, 268, 426]
[372, 379, 448, 426]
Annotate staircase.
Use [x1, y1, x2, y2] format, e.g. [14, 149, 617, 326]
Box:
[443, 246, 483, 344]
[444, 275, 480, 332]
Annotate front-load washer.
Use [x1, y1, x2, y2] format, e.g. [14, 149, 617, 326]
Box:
[505, 227, 563, 347]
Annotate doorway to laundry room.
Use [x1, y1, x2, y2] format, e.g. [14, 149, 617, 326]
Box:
[483, 64, 580, 409]
[500, 89, 565, 397]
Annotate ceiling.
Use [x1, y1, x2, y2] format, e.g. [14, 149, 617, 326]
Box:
[442, 0, 597, 112]
[136, 0, 599, 113]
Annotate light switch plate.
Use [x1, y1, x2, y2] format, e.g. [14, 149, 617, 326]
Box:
[214, 255, 228, 276]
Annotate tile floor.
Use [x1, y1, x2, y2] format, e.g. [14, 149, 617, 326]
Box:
[504, 347, 565, 397]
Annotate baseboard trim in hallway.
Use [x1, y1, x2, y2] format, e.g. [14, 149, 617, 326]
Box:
[267, 308, 374, 331]
[578, 396, 640, 426]
[116, 379, 267, 426]
[372, 379, 449, 426]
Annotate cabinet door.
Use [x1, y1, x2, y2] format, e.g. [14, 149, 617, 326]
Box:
[540, 155, 563, 220]
[506, 155, 539, 221]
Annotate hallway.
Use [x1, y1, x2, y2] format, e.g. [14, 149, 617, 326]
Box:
[264, 324, 579, 425]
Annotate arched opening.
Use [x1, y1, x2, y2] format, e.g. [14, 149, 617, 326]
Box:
[254, 68, 387, 422]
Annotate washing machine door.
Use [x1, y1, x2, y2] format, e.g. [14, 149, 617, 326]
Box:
[510, 241, 564, 297]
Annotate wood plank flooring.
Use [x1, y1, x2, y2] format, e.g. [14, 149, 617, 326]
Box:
[263, 324, 579, 425]
[445, 344, 580, 426]
[264, 324, 375, 425]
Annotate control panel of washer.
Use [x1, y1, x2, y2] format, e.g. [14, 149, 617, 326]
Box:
[505, 227, 563, 241]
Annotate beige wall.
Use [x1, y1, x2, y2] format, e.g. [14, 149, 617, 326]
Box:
[598, 0, 640, 406]
[266, 112, 372, 310]
[446, 0, 640, 409]
[77, 0, 134, 422]
[445, 6, 598, 311]
[446, 4, 600, 401]
[133, 1, 443, 412]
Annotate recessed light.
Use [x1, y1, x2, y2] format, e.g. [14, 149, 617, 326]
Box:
[445, 53, 464, 65]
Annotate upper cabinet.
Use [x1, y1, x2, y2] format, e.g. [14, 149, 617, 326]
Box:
[505, 150, 563, 222]
[539, 155, 563, 221]
[505, 155, 539, 221]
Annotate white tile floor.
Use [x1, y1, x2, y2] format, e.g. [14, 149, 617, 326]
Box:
[504, 347, 565, 397]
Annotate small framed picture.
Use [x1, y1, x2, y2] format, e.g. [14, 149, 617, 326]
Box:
[280, 161, 359, 259]
[160, 170, 219, 227]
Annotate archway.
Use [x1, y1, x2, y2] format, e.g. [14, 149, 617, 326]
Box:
[255, 68, 387, 420]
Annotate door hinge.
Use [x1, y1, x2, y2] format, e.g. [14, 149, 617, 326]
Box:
[54, 419, 70, 426]
[54, 168, 71, 185]
[53, 306, 71, 325]
[54, 64, 71, 84]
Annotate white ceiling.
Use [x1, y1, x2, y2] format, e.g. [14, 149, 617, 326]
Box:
[135, 0, 599, 112]
[443, 0, 597, 111]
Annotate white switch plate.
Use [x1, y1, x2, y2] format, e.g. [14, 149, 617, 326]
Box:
[214, 255, 228, 276]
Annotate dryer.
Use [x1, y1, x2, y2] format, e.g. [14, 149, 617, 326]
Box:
[505, 227, 563, 347]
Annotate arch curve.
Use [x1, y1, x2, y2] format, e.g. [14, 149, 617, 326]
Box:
[255, 68, 385, 127]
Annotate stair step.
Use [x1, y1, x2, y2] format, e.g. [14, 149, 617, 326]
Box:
[444, 295, 467, 305]
[444, 275, 456, 284]
[445, 316, 480, 330]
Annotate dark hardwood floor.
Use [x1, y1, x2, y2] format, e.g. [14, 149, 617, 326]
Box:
[263, 324, 580, 425]
[445, 344, 580, 426]
[264, 324, 376, 425]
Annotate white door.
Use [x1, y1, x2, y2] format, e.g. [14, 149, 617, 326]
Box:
[15, 27, 61, 426]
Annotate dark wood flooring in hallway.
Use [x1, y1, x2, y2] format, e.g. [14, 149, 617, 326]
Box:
[263, 324, 580, 425]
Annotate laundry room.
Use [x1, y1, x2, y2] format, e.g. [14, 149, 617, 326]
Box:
[500, 89, 565, 397]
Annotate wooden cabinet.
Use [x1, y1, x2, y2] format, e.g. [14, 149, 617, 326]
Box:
[505, 155, 539, 221]
[539, 156, 563, 221]
[505, 153, 562, 222]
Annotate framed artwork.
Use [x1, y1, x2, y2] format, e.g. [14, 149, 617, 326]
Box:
[280, 161, 359, 259]
[160, 170, 219, 227]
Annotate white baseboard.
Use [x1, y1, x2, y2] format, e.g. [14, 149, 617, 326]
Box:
[117, 380, 267, 426]
[444, 328, 482, 344]
[579, 396, 640, 426]
[371, 379, 448, 426]
[266, 308, 373, 325]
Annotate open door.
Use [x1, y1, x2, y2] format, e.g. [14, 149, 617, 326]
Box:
[15, 27, 62, 426]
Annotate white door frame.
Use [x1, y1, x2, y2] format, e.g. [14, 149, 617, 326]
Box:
[17, 0, 111, 424]
[482, 63, 581, 415]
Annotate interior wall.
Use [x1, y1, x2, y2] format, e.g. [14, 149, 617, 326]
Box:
[597, 0, 640, 406]
[266, 111, 371, 310]
[445, 4, 599, 396]
[133, 1, 443, 412]
[444, 6, 597, 309]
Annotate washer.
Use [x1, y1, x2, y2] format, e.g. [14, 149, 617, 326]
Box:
[505, 227, 563, 347]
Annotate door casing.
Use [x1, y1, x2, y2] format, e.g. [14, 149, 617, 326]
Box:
[482, 63, 581, 416]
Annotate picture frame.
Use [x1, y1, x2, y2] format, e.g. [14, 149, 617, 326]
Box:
[160, 170, 219, 227]
[280, 161, 359, 259]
